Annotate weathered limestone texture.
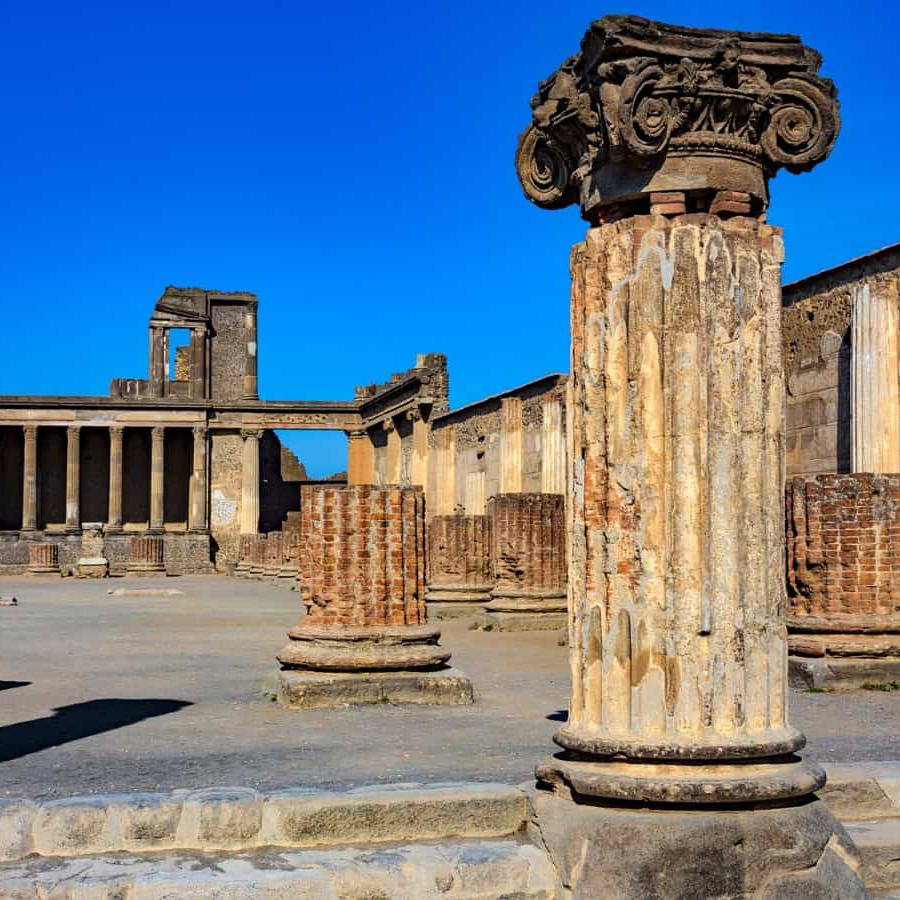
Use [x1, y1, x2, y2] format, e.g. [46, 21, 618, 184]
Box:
[276, 485, 473, 707]
[25, 542, 58, 576]
[425, 514, 493, 618]
[345, 429, 375, 486]
[786, 474, 900, 690]
[239, 429, 261, 536]
[852, 284, 900, 473]
[517, 17, 863, 898]
[499, 397, 523, 494]
[127, 536, 165, 576]
[540, 398, 565, 495]
[479, 494, 566, 631]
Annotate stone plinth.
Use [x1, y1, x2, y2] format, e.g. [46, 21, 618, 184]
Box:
[126, 536, 165, 576]
[276, 485, 472, 707]
[75, 526, 108, 578]
[787, 473, 900, 690]
[479, 494, 566, 631]
[425, 515, 492, 619]
[26, 542, 59, 576]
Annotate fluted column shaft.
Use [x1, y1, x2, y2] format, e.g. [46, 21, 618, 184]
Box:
[21, 425, 38, 532]
[408, 409, 428, 488]
[851, 282, 900, 473]
[189, 426, 208, 531]
[65, 425, 81, 532]
[108, 426, 124, 531]
[562, 215, 799, 761]
[499, 397, 522, 493]
[541, 398, 565, 495]
[242, 305, 259, 400]
[240, 429, 262, 535]
[149, 426, 165, 533]
[430, 424, 456, 515]
[465, 471, 486, 516]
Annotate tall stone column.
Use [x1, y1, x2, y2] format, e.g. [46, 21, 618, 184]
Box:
[149, 426, 165, 533]
[148, 326, 168, 398]
[21, 425, 38, 533]
[65, 425, 81, 532]
[515, 16, 862, 897]
[383, 417, 401, 484]
[189, 426, 208, 532]
[852, 282, 900, 472]
[346, 429, 375, 485]
[540, 397, 565, 495]
[275, 485, 473, 707]
[430, 424, 456, 516]
[190, 328, 207, 400]
[464, 471, 486, 516]
[498, 397, 522, 493]
[240, 428, 262, 535]
[107, 425, 124, 532]
[407, 408, 428, 488]
[242, 303, 259, 401]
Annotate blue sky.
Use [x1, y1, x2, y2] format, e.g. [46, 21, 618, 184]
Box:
[1, 1, 896, 475]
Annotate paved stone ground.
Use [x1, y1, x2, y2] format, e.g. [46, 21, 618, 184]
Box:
[1, 577, 898, 801]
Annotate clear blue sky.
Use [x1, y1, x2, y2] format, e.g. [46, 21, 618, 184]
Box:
[1, 1, 896, 474]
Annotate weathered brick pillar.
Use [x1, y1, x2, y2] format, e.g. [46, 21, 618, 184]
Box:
[263, 531, 282, 579]
[279, 512, 302, 582]
[786, 473, 900, 688]
[425, 514, 493, 616]
[235, 534, 254, 576]
[513, 19, 856, 892]
[480, 494, 566, 630]
[26, 542, 59, 576]
[249, 533, 267, 577]
[278, 485, 470, 687]
[127, 536, 165, 575]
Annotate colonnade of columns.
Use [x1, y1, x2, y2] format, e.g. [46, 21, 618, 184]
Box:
[11, 423, 210, 533]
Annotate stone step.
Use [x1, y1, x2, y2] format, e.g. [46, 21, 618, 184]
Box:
[0, 782, 527, 862]
[0, 839, 557, 899]
[843, 817, 900, 893]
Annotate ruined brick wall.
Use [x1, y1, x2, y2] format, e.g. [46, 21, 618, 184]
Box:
[209, 304, 246, 401]
[786, 474, 900, 628]
[299, 484, 425, 626]
[490, 493, 565, 594]
[209, 431, 243, 569]
[429, 376, 567, 513]
[782, 248, 900, 476]
[427, 515, 492, 588]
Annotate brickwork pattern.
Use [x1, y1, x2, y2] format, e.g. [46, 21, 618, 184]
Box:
[490, 494, 565, 593]
[427, 515, 491, 588]
[786, 474, 900, 627]
[299, 485, 425, 627]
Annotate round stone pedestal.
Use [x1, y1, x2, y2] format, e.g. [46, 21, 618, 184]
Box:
[425, 582, 493, 620]
[477, 588, 567, 631]
[126, 536, 165, 575]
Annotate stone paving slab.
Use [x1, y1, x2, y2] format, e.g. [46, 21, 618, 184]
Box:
[0, 839, 557, 899]
[0, 782, 526, 862]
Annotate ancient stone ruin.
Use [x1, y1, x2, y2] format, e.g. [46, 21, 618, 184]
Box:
[516, 14, 864, 897]
[274, 484, 473, 707]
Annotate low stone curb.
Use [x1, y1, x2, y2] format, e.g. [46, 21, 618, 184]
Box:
[0, 782, 527, 862]
[818, 762, 900, 820]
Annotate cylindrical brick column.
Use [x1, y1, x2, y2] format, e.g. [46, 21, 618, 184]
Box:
[249, 533, 267, 577]
[242, 304, 259, 400]
[189, 426, 208, 532]
[107, 426, 124, 532]
[21, 425, 38, 533]
[278, 485, 450, 671]
[149, 426, 165, 533]
[65, 425, 81, 532]
[425, 514, 493, 613]
[279, 512, 302, 581]
[240, 429, 261, 535]
[786, 473, 900, 662]
[26, 542, 59, 576]
[127, 535, 165, 575]
[539, 214, 821, 805]
[481, 493, 566, 630]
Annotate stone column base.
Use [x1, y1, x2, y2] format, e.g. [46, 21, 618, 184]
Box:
[269, 667, 475, 709]
[476, 590, 568, 631]
[529, 785, 868, 899]
[790, 655, 900, 692]
[425, 582, 493, 619]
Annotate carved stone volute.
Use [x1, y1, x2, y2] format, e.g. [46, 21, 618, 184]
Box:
[516, 15, 840, 221]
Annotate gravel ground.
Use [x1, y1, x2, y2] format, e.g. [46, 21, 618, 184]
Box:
[1, 576, 898, 801]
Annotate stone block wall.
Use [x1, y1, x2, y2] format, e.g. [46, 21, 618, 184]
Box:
[786, 474, 900, 630]
[299, 485, 425, 627]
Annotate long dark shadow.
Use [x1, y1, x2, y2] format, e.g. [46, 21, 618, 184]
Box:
[0, 681, 31, 692]
[0, 698, 192, 763]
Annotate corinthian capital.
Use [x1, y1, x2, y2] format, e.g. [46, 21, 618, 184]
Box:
[516, 15, 839, 222]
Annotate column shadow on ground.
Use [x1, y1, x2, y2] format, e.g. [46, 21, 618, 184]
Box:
[0, 698, 192, 763]
[0, 681, 31, 692]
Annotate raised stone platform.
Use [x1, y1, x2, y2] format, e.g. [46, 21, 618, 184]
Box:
[271, 667, 475, 709]
[790, 655, 900, 691]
